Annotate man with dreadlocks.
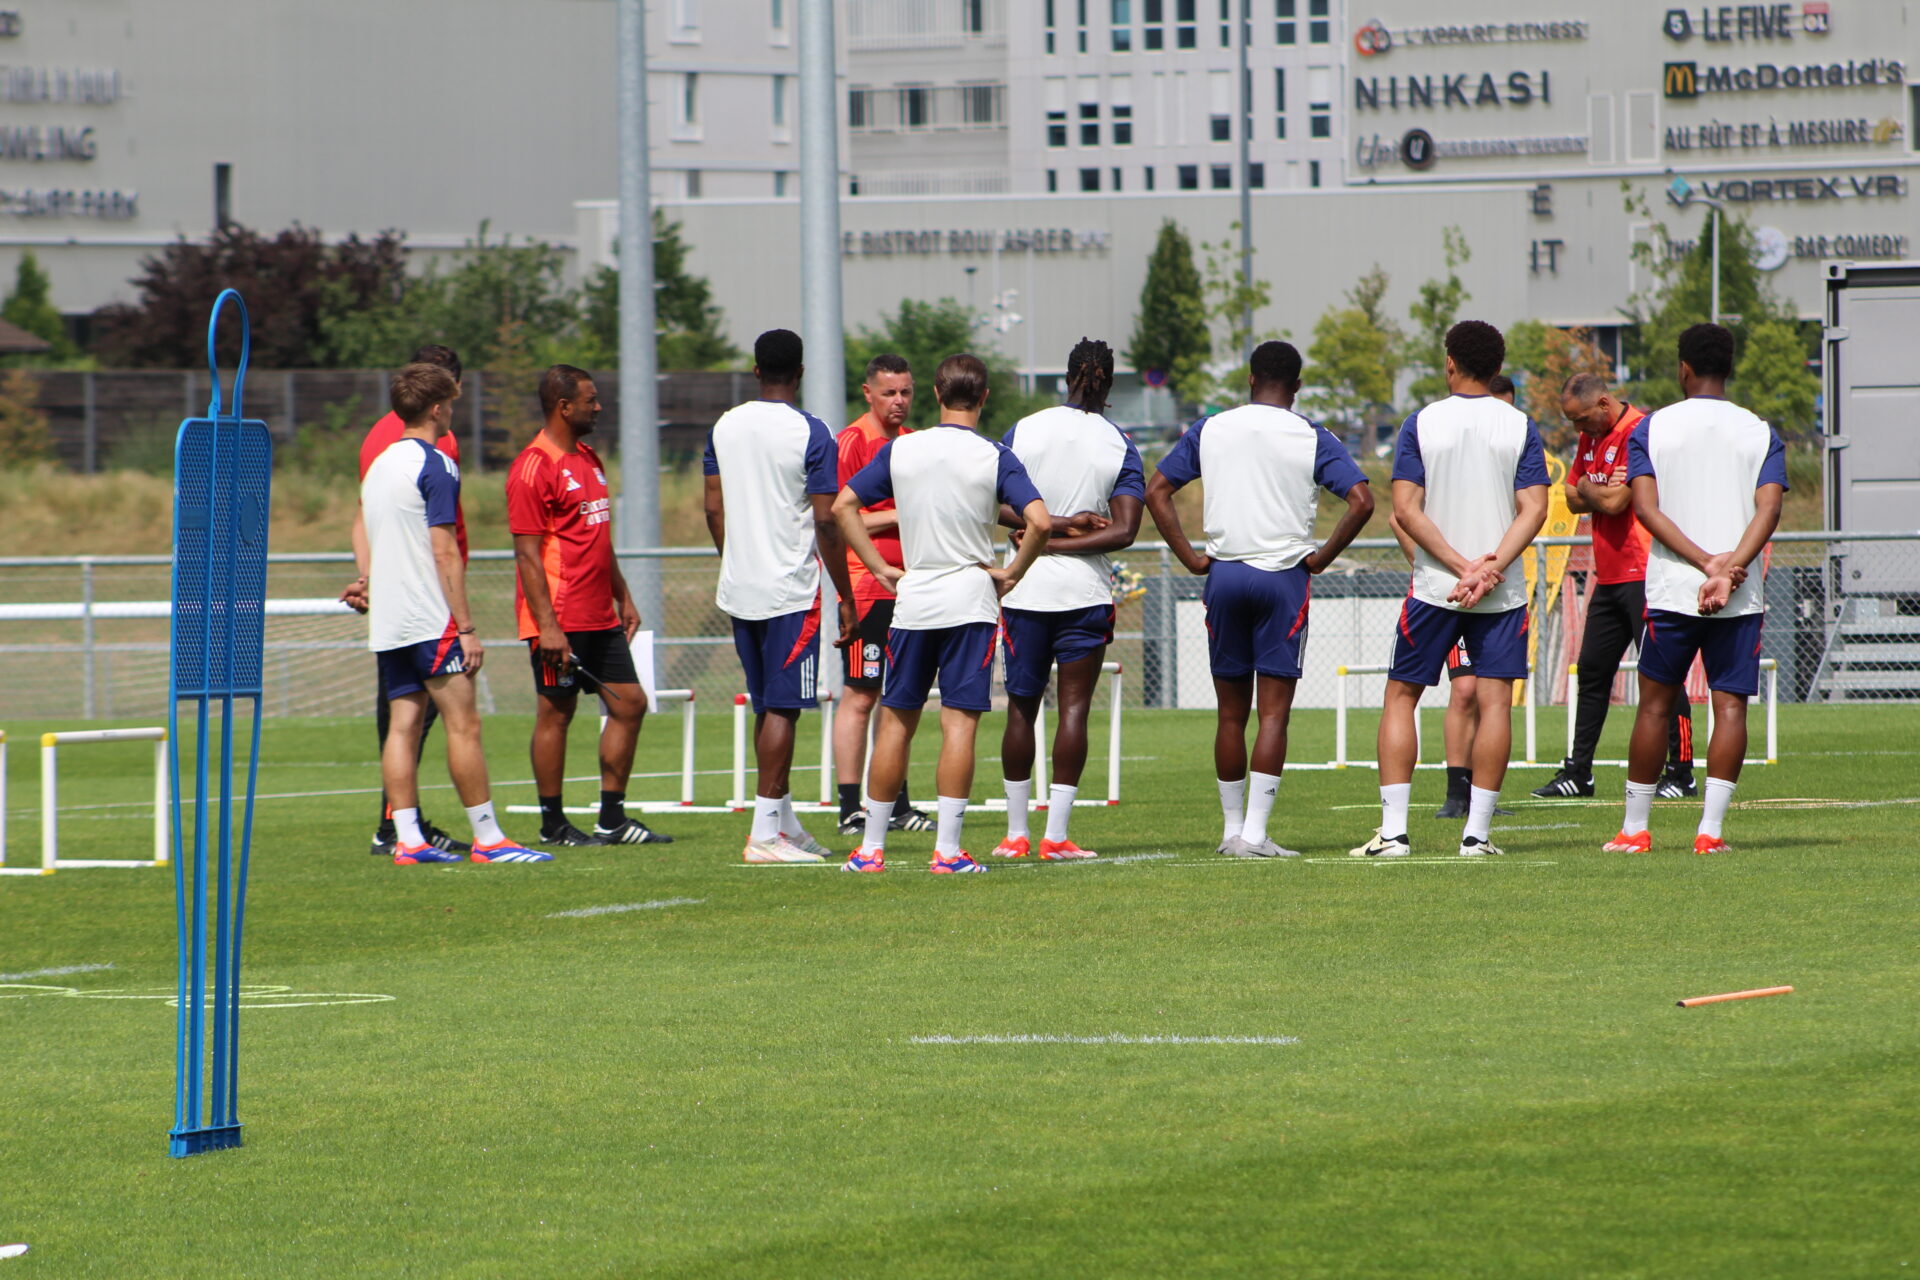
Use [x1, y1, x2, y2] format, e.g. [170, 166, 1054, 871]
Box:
[990, 338, 1147, 861]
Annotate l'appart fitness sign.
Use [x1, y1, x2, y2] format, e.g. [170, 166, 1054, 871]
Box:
[842, 228, 1113, 257]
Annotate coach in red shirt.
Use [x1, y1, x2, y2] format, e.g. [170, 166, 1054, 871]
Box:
[1532, 373, 1695, 800]
[340, 343, 469, 858]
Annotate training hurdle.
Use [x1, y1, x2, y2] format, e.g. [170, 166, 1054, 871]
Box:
[729, 662, 1126, 811]
[1564, 659, 1778, 767]
[505, 688, 727, 818]
[23, 727, 171, 872]
[0, 729, 24, 876]
[1321, 663, 1540, 771]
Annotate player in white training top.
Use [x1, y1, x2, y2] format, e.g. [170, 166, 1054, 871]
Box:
[1352, 321, 1548, 860]
[833, 354, 1050, 874]
[362, 363, 545, 865]
[993, 338, 1145, 861]
[705, 329, 859, 864]
[1604, 323, 1787, 857]
[1147, 341, 1375, 857]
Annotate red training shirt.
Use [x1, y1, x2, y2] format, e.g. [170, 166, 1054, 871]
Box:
[1569, 404, 1651, 585]
[836, 412, 910, 611]
[358, 411, 468, 562]
[506, 432, 618, 638]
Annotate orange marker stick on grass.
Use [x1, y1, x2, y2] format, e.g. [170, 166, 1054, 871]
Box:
[1677, 985, 1793, 1008]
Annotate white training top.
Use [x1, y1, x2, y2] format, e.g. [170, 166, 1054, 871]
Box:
[704, 399, 839, 621]
[1000, 405, 1146, 611]
[362, 437, 460, 652]
[1154, 403, 1370, 573]
[1392, 394, 1549, 613]
[1627, 397, 1789, 618]
[846, 424, 1044, 630]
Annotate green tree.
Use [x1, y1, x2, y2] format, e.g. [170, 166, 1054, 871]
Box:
[842, 297, 1046, 436]
[1504, 321, 1614, 449]
[1125, 220, 1210, 406]
[2, 251, 74, 360]
[578, 212, 741, 371]
[0, 367, 52, 461]
[1735, 318, 1819, 433]
[1184, 228, 1284, 410]
[1405, 226, 1472, 406]
[1303, 265, 1402, 429]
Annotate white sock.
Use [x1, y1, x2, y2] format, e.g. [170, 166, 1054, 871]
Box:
[778, 793, 809, 839]
[1241, 771, 1280, 845]
[465, 801, 504, 847]
[1379, 782, 1411, 840]
[863, 795, 895, 852]
[1004, 777, 1032, 839]
[1699, 777, 1736, 839]
[1217, 777, 1247, 843]
[1464, 786, 1499, 843]
[935, 795, 968, 857]
[1045, 785, 1076, 841]
[393, 806, 424, 847]
[1623, 780, 1657, 835]
[750, 796, 782, 843]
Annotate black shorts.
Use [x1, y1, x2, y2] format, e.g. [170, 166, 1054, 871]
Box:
[842, 599, 895, 690]
[529, 627, 638, 697]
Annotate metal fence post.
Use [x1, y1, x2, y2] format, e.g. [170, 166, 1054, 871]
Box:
[83, 372, 97, 474]
[81, 559, 96, 720]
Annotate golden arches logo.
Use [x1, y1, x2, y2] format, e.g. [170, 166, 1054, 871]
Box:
[1664, 61, 1698, 98]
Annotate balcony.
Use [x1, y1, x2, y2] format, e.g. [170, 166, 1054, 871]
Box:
[849, 83, 1006, 133]
[846, 0, 1007, 51]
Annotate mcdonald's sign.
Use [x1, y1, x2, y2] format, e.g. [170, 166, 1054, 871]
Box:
[1664, 61, 1699, 98]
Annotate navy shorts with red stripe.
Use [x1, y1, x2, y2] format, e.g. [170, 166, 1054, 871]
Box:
[1000, 604, 1116, 698]
[731, 606, 820, 713]
[1389, 598, 1529, 686]
[1203, 559, 1312, 680]
[377, 626, 466, 698]
[1639, 608, 1765, 697]
[882, 622, 998, 712]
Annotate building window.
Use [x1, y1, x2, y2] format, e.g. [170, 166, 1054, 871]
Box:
[672, 0, 700, 41]
[774, 171, 789, 197]
[848, 87, 869, 129]
[1045, 0, 1057, 53]
[1308, 65, 1330, 138]
[1309, 158, 1320, 187]
[769, 0, 788, 43]
[686, 169, 702, 198]
[1209, 70, 1231, 141]
[1112, 0, 1132, 51]
[1178, 163, 1199, 189]
[1079, 79, 1100, 145]
[1077, 0, 1088, 52]
[1275, 0, 1295, 44]
[1144, 166, 1156, 190]
[675, 71, 700, 137]
[1143, 0, 1164, 48]
[1248, 161, 1265, 188]
[1047, 168, 1059, 192]
[963, 0, 987, 34]
[962, 83, 1002, 127]
[1308, 0, 1328, 43]
[771, 74, 788, 135]
[1218, 0, 1230, 47]
[1211, 163, 1232, 189]
[903, 85, 931, 129]
[1310, 102, 1330, 136]
[1046, 77, 1068, 145]
[1112, 166, 1123, 190]
[1080, 167, 1101, 191]
[1113, 103, 1134, 144]
[1175, 0, 1196, 48]
[1274, 68, 1287, 137]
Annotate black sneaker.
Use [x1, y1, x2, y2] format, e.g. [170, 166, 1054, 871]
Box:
[1433, 793, 1469, 819]
[1655, 772, 1698, 800]
[837, 811, 867, 837]
[593, 818, 673, 845]
[889, 807, 935, 833]
[1531, 761, 1594, 799]
[421, 820, 472, 856]
[537, 821, 606, 847]
[369, 832, 396, 857]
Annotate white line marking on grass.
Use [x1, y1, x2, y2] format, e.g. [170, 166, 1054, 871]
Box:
[3, 984, 394, 1009]
[912, 1033, 1300, 1046]
[1097, 852, 1180, 865]
[1301, 857, 1557, 866]
[547, 897, 704, 919]
[730, 862, 836, 869]
[0, 963, 114, 982]
[1490, 822, 1582, 832]
[1734, 796, 1920, 810]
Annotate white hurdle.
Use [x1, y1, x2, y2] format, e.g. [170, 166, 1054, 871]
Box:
[37, 727, 169, 871]
[1564, 659, 1779, 767]
[729, 661, 1126, 812]
[1326, 663, 1537, 770]
[0, 729, 34, 876]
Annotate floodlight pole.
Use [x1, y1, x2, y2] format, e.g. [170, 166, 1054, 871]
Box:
[616, 0, 664, 629]
[1238, 0, 1254, 347]
[1709, 201, 1722, 326]
[799, 0, 844, 690]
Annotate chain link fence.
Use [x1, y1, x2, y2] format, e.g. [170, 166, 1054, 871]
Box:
[0, 532, 1914, 724]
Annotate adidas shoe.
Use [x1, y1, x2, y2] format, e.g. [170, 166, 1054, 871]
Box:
[1531, 762, 1594, 799]
[421, 820, 472, 856]
[469, 840, 553, 864]
[837, 811, 867, 837]
[1350, 831, 1411, 858]
[1602, 830, 1652, 853]
[743, 837, 824, 864]
[1457, 836, 1505, 857]
[991, 836, 1031, 859]
[890, 807, 935, 833]
[1693, 834, 1731, 856]
[778, 829, 833, 859]
[929, 851, 988, 873]
[538, 821, 605, 847]
[841, 848, 886, 873]
[1657, 773, 1699, 800]
[595, 818, 673, 845]
[392, 842, 463, 865]
[1039, 838, 1098, 860]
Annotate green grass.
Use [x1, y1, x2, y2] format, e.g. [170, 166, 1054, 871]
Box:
[3, 704, 1917, 1277]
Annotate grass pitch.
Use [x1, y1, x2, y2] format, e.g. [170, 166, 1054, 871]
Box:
[2, 704, 1917, 1277]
